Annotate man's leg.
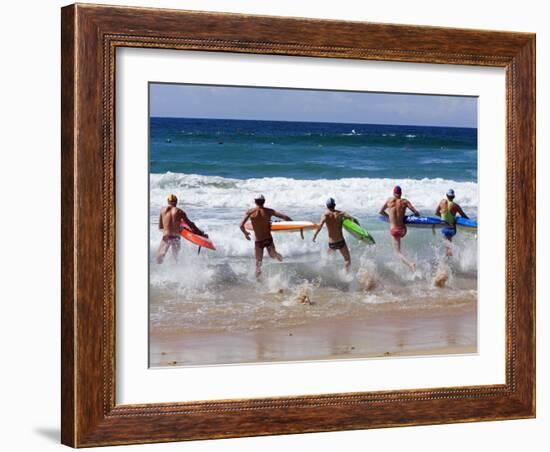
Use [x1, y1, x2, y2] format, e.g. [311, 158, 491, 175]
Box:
[171, 238, 181, 262]
[255, 245, 264, 278]
[339, 245, 351, 272]
[443, 237, 453, 257]
[392, 236, 415, 271]
[442, 229, 454, 257]
[267, 244, 283, 262]
[156, 238, 170, 264]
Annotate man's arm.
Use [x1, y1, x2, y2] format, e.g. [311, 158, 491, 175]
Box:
[456, 204, 469, 219]
[180, 211, 205, 236]
[273, 210, 292, 221]
[406, 200, 420, 216]
[239, 211, 252, 240]
[312, 215, 326, 242]
[379, 201, 389, 217]
[435, 201, 442, 217]
[158, 211, 164, 230]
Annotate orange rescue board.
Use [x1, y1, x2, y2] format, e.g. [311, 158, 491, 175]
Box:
[180, 228, 216, 250]
[245, 221, 318, 232]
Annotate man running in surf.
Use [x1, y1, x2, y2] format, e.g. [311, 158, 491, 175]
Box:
[312, 197, 358, 273]
[240, 195, 292, 279]
[435, 188, 469, 256]
[379, 186, 420, 271]
[156, 194, 206, 264]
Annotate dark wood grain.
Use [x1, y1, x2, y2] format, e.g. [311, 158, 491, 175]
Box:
[60, 5, 76, 446]
[61, 3, 536, 447]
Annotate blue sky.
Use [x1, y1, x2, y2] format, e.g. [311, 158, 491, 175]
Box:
[150, 83, 477, 128]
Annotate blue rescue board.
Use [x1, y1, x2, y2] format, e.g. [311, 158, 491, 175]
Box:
[456, 217, 477, 230]
[379, 215, 445, 228]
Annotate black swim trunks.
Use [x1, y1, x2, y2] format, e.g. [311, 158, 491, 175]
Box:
[255, 237, 274, 249]
[328, 239, 346, 250]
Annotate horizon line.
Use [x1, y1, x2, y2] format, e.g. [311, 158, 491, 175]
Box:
[150, 116, 477, 129]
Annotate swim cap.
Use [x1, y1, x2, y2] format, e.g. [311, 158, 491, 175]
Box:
[447, 188, 455, 197]
[254, 194, 265, 201]
[393, 186, 402, 196]
[167, 194, 178, 203]
[326, 197, 336, 207]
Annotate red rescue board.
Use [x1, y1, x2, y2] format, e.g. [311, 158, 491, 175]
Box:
[180, 228, 216, 250]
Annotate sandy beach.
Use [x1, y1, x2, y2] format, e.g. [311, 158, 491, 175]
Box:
[150, 301, 476, 367]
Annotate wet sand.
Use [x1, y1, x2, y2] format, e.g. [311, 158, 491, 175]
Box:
[150, 303, 476, 367]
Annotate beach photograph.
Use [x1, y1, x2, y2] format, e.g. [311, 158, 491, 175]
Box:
[148, 83, 478, 367]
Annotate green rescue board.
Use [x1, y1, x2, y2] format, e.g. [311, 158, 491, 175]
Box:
[342, 219, 375, 245]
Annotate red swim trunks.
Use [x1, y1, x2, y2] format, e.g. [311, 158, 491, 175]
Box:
[390, 226, 407, 238]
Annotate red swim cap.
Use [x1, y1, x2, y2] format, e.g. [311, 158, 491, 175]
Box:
[393, 186, 402, 196]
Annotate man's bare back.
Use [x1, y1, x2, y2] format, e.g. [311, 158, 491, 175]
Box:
[159, 206, 184, 236]
[159, 205, 202, 236]
[156, 195, 204, 264]
[322, 209, 347, 243]
[384, 197, 412, 228]
[240, 199, 291, 243]
[247, 206, 276, 241]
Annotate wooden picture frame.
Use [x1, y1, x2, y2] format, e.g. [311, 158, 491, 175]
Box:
[61, 3, 535, 447]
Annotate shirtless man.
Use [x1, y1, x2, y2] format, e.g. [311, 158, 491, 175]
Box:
[435, 188, 469, 256]
[312, 198, 357, 272]
[379, 186, 420, 271]
[239, 195, 292, 278]
[156, 194, 206, 264]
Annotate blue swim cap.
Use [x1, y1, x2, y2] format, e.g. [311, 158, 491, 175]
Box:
[326, 197, 336, 207]
[447, 188, 455, 197]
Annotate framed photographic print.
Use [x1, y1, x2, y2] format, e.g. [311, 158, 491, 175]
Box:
[61, 3, 535, 447]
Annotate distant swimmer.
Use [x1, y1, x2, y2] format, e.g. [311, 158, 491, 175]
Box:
[312, 198, 357, 272]
[435, 188, 469, 256]
[156, 194, 206, 264]
[240, 194, 292, 279]
[379, 186, 420, 271]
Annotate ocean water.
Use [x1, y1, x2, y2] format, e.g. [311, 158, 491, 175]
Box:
[149, 117, 478, 335]
[150, 117, 477, 181]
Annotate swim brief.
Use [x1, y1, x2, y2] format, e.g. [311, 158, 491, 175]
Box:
[162, 234, 181, 243]
[441, 226, 457, 239]
[255, 237, 274, 249]
[390, 226, 407, 239]
[328, 239, 347, 250]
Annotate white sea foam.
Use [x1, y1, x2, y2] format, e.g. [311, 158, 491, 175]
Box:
[150, 172, 478, 213]
[149, 172, 478, 331]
